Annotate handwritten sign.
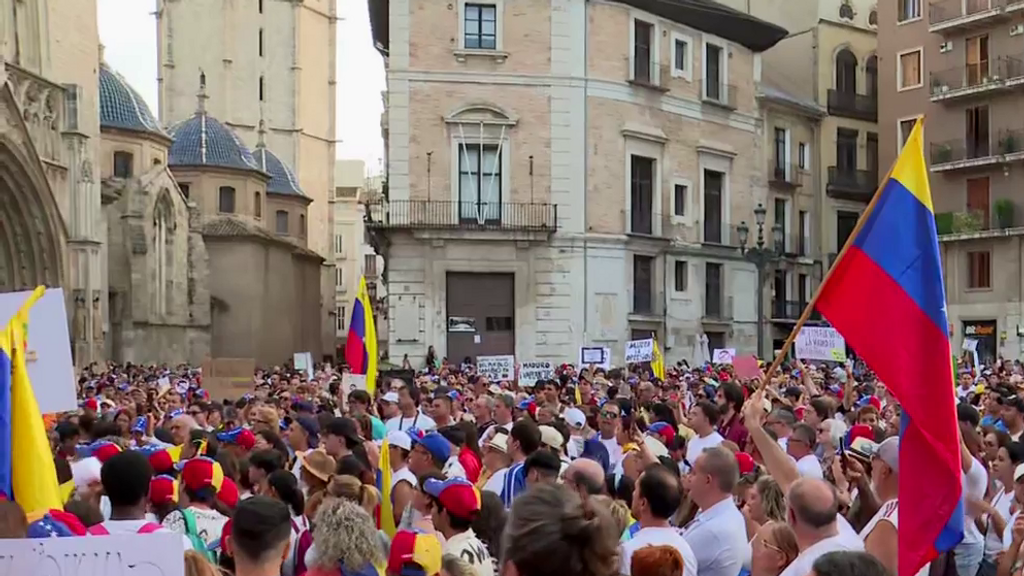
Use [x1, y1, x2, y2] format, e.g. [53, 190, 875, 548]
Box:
[477, 355, 515, 382]
[712, 348, 736, 364]
[519, 361, 554, 386]
[342, 373, 367, 392]
[0, 532, 184, 576]
[579, 347, 611, 370]
[962, 338, 978, 352]
[794, 327, 847, 362]
[625, 339, 654, 363]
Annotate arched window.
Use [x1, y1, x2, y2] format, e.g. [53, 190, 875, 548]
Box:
[276, 210, 289, 234]
[218, 186, 236, 213]
[113, 151, 133, 178]
[836, 49, 858, 94]
[254, 191, 262, 219]
[866, 55, 878, 97]
[153, 193, 175, 315]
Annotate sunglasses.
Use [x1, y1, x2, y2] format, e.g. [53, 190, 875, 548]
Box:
[600, 410, 620, 419]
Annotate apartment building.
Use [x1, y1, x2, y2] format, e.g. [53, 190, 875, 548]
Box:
[878, 0, 1024, 362]
[367, 0, 786, 365]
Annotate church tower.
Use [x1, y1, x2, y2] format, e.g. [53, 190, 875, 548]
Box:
[155, 0, 337, 260]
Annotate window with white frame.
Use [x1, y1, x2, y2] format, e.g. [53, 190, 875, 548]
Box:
[672, 181, 688, 218]
[458, 144, 502, 223]
[897, 48, 923, 91]
[671, 33, 692, 80]
[334, 234, 344, 255]
[703, 39, 728, 102]
[897, 0, 920, 23]
[674, 260, 688, 292]
[463, 3, 497, 50]
[799, 142, 810, 170]
[336, 306, 346, 333]
[632, 18, 656, 84]
[335, 267, 345, 289]
[898, 117, 919, 151]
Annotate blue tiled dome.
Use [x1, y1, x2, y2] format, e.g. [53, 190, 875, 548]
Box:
[253, 146, 304, 196]
[99, 62, 165, 136]
[168, 113, 260, 172]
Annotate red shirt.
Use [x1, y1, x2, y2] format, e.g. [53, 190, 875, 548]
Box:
[720, 411, 748, 448]
[459, 446, 482, 483]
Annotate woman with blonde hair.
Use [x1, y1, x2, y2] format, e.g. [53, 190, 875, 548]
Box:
[327, 474, 380, 515]
[303, 498, 386, 576]
[630, 546, 686, 576]
[750, 521, 798, 576]
[743, 476, 787, 538]
[183, 550, 221, 576]
[589, 494, 632, 537]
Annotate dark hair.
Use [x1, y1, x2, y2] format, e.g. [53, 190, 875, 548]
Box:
[791, 423, 817, 449]
[101, 451, 154, 508]
[695, 401, 721, 427]
[348, 390, 372, 405]
[511, 418, 542, 456]
[524, 450, 561, 482]
[811, 551, 890, 576]
[56, 421, 80, 442]
[608, 472, 634, 505]
[255, 429, 289, 457]
[637, 464, 681, 520]
[472, 491, 507, 559]
[809, 398, 833, 421]
[237, 456, 254, 491]
[649, 403, 678, 428]
[216, 450, 240, 482]
[64, 498, 104, 527]
[190, 429, 220, 458]
[336, 453, 369, 480]
[230, 496, 293, 563]
[249, 448, 286, 476]
[1006, 441, 1024, 465]
[78, 413, 96, 438]
[266, 470, 305, 517]
[92, 421, 120, 440]
[458, 420, 483, 460]
[719, 382, 745, 414]
[958, 402, 981, 428]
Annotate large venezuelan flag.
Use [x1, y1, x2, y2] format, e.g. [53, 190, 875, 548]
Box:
[345, 276, 379, 395]
[0, 286, 63, 515]
[378, 439, 397, 537]
[816, 119, 963, 576]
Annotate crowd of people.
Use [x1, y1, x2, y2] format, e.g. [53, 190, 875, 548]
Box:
[2, 354, 1022, 576]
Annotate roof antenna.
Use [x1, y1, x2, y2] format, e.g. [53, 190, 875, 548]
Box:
[196, 69, 208, 114]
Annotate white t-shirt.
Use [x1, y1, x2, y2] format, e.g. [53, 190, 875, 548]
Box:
[162, 507, 229, 549]
[444, 456, 467, 479]
[1003, 510, 1021, 553]
[482, 467, 508, 495]
[98, 518, 194, 551]
[985, 489, 1016, 560]
[795, 454, 824, 479]
[620, 526, 698, 576]
[778, 530, 864, 576]
[860, 500, 927, 576]
[685, 432, 724, 466]
[391, 466, 417, 491]
[959, 457, 989, 550]
[386, 411, 437, 433]
[600, 436, 624, 467]
[444, 529, 494, 576]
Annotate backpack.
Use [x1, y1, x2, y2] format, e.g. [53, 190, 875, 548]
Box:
[87, 522, 162, 536]
[291, 518, 314, 576]
[181, 509, 217, 563]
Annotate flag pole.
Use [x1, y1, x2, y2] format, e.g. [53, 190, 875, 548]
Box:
[760, 118, 926, 388]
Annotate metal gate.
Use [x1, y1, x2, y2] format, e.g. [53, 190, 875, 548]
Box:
[446, 272, 514, 363]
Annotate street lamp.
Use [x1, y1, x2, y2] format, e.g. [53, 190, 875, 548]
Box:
[737, 203, 784, 358]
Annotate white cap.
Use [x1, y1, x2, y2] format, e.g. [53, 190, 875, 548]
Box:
[71, 456, 102, 494]
[382, 391, 400, 404]
[1015, 463, 1024, 483]
[386, 429, 412, 451]
[486, 430, 509, 453]
[564, 407, 586, 429]
[643, 435, 670, 458]
[539, 425, 564, 450]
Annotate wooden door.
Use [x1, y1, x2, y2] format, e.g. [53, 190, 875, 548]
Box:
[966, 35, 989, 86]
[967, 177, 990, 227]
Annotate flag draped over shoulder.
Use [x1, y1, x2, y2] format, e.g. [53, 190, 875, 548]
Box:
[0, 286, 62, 515]
[815, 119, 963, 576]
[652, 338, 665, 381]
[345, 276, 379, 395]
[378, 439, 396, 538]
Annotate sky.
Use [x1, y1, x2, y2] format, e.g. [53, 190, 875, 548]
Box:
[96, 0, 386, 174]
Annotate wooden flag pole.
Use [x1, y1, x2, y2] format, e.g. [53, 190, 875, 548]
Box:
[758, 116, 926, 387]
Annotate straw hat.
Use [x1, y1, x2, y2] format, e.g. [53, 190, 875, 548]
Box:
[298, 449, 336, 482]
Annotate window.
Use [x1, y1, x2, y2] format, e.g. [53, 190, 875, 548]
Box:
[299, 214, 306, 236]
[836, 210, 859, 249]
[254, 192, 262, 219]
[335, 268, 345, 288]
[673, 183, 687, 217]
[259, 75, 265, 101]
[258, 0, 264, 13]
[835, 49, 857, 93]
[968, 251, 991, 289]
[632, 19, 654, 83]
[967, 177, 990, 226]
[179, 183, 190, 199]
[704, 41, 726, 101]
[798, 143, 808, 169]
[485, 317, 513, 331]
[866, 132, 879, 179]
[464, 3, 497, 50]
[798, 274, 809, 304]
[897, 49, 923, 91]
[774, 198, 789, 251]
[836, 128, 858, 173]
[674, 261, 688, 292]
[365, 254, 378, 276]
[703, 169, 724, 243]
[275, 210, 289, 234]
[458, 144, 502, 223]
[705, 262, 723, 317]
[798, 210, 809, 256]
[897, 0, 920, 22]
[671, 33, 691, 80]
[773, 270, 788, 306]
[774, 128, 787, 177]
[258, 28, 264, 57]
[336, 306, 345, 332]
[898, 118, 917, 150]
[334, 234, 344, 255]
[866, 55, 878, 97]
[633, 255, 654, 314]
[113, 151, 133, 178]
[966, 35, 990, 87]
[629, 155, 655, 235]
[63, 83, 80, 131]
[218, 186, 236, 213]
[966, 105, 990, 159]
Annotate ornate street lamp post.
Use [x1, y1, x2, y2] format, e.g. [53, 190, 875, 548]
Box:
[737, 203, 784, 358]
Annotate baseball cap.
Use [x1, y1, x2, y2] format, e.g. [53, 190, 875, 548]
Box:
[293, 415, 321, 448]
[388, 530, 443, 576]
[873, 436, 899, 473]
[89, 441, 123, 464]
[218, 477, 240, 508]
[410, 431, 451, 463]
[538, 426, 564, 450]
[647, 422, 676, 445]
[387, 429, 413, 451]
[216, 427, 256, 451]
[423, 477, 482, 520]
[131, 416, 147, 434]
[148, 448, 179, 475]
[181, 457, 225, 494]
[1014, 463, 1024, 483]
[563, 407, 586, 429]
[149, 475, 179, 506]
[382, 391, 400, 404]
[735, 452, 756, 476]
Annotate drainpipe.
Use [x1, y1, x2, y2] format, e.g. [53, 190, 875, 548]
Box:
[582, 0, 591, 345]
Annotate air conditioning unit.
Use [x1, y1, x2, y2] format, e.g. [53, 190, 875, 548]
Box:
[939, 41, 953, 53]
[1011, 24, 1024, 37]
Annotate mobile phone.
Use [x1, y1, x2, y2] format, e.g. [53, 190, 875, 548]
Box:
[838, 437, 848, 472]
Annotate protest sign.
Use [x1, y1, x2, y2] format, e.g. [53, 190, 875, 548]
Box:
[477, 355, 515, 381]
[962, 338, 978, 352]
[625, 339, 654, 363]
[579, 347, 611, 370]
[293, 352, 314, 380]
[733, 355, 761, 379]
[0, 532, 184, 576]
[0, 288, 76, 413]
[794, 327, 847, 362]
[519, 361, 554, 386]
[712, 348, 736, 364]
[342, 373, 367, 393]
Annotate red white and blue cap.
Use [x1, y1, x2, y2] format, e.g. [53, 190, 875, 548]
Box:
[422, 477, 481, 519]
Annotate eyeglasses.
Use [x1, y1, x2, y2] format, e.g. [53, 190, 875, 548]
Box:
[600, 411, 620, 419]
[757, 537, 784, 554]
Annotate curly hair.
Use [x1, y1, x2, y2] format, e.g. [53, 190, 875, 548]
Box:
[630, 546, 685, 576]
[311, 498, 385, 571]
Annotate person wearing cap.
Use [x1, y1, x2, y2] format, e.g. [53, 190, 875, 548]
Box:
[323, 417, 363, 462]
[423, 477, 492, 576]
[537, 425, 569, 475]
[387, 386, 437, 433]
[297, 449, 337, 498]
[387, 429, 419, 526]
[681, 446, 747, 576]
[854, 436, 904, 576]
[478, 430, 512, 495]
[562, 407, 589, 459]
[349, 389, 387, 441]
[388, 529, 443, 576]
[409, 431, 452, 477]
[163, 457, 230, 548]
[287, 415, 321, 489]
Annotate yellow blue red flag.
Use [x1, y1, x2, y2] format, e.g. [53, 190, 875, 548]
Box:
[345, 276, 379, 395]
[652, 338, 665, 381]
[377, 439, 396, 537]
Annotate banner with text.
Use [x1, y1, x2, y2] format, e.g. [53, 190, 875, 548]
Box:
[625, 339, 654, 363]
[795, 327, 847, 362]
[519, 361, 554, 386]
[477, 355, 516, 382]
[0, 533, 184, 576]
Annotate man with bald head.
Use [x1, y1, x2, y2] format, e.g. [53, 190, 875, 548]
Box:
[779, 478, 865, 576]
[563, 457, 605, 500]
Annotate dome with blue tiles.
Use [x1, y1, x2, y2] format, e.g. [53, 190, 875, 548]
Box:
[99, 62, 165, 136]
[252, 123, 305, 196]
[167, 80, 260, 172]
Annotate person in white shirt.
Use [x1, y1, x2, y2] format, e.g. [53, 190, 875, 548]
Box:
[778, 478, 864, 576]
[685, 401, 724, 467]
[481, 431, 512, 495]
[597, 401, 625, 468]
[682, 446, 749, 576]
[958, 405, 991, 576]
[978, 442, 1024, 576]
[788, 423, 823, 479]
[386, 385, 437, 433]
[386, 430, 418, 527]
[621, 465, 698, 576]
[766, 409, 795, 452]
[858, 437, 908, 576]
[426, 477, 493, 576]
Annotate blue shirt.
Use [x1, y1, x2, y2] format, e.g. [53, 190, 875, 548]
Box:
[981, 414, 1007, 432]
[500, 462, 526, 508]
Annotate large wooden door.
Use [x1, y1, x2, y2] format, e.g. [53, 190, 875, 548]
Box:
[967, 177, 990, 227]
[966, 35, 989, 86]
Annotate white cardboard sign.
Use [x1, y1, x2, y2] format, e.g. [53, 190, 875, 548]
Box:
[962, 338, 978, 352]
[0, 288, 76, 413]
[342, 373, 367, 393]
[477, 355, 515, 382]
[518, 361, 554, 386]
[579, 347, 611, 370]
[0, 532, 185, 576]
[712, 348, 737, 364]
[795, 327, 847, 362]
[625, 339, 654, 363]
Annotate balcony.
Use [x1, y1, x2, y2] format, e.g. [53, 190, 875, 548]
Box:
[768, 161, 804, 190]
[776, 232, 814, 259]
[930, 56, 1024, 103]
[827, 89, 878, 122]
[626, 57, 670, 92]
[771, 300, 823, 322]
[700, 80, 738, 110]
[928, 0, 1022, 34]
[701, 223, 746, 248]
[935, 205, 1024, 241]
[365, 200, 558, 232]
[930, 129, 1024, 172]
[826, 166, 878, 202]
